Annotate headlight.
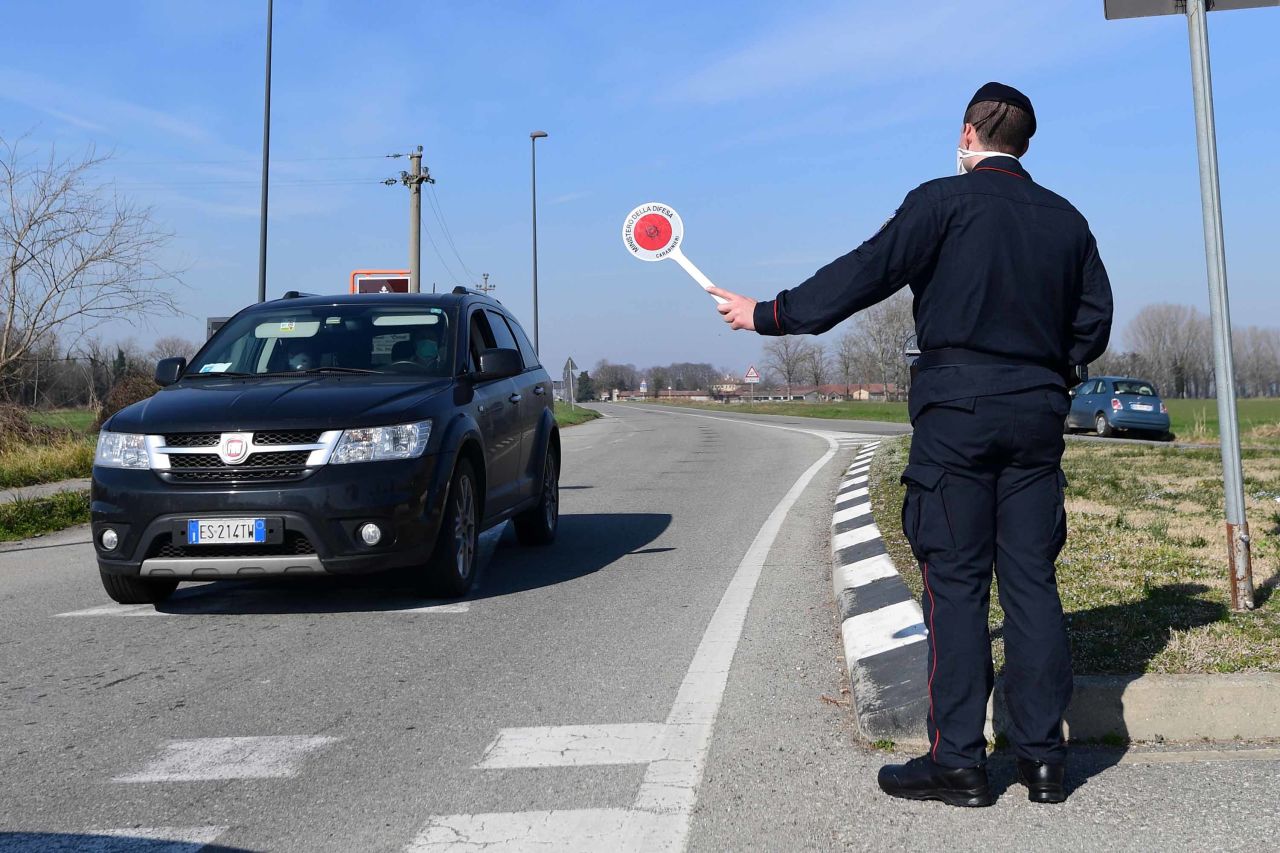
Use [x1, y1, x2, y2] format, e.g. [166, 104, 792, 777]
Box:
[330, 420, 432, 464]
[96, 431, 150, 469]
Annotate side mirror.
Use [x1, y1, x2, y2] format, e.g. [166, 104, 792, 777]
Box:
[155, 357, 187, 387]
[476, 348, 522, 381]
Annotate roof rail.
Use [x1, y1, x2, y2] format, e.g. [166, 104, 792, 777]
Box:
[281, 290, 319, 299]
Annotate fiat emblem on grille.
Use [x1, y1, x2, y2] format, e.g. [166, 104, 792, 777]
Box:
[218, 432, 254, 465]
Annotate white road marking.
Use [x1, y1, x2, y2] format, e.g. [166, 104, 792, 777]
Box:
[55, 603, 168, 618]
[407, 809, 678, 853]
[410, 406, 842, 852]
[73, 826, 230, 851]
[383, 602, 472, 614]
[476, 724, 701, 769]
[842, 600, 927, 661]
[835, 554, 901, 590]
[113, 735, 337, 783]
[832, 524, 880, 552]
[840, 475, 868, 490]
[832, 502, 872, 526]
[837, 486, 869, 501]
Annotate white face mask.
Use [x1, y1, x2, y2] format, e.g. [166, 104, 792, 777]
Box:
[956, 147, 1020, 175]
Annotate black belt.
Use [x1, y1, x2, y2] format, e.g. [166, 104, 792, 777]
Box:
[916, 347, 1063, 373]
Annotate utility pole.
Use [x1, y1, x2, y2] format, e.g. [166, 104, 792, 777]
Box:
[530, 130, 548, 353]
[395, 146, 433, 294]
[257, 0, 273, 303]
[477, 272, 496, 295]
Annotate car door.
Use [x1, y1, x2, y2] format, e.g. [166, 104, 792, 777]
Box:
[1069, 379, 1098, 427]
[465, 309, 522, 517]
[486, 310, 544, 501]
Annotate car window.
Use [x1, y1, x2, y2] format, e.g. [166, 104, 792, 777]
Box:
[468, 310, 497, 373]
[1113, 380, 1156, 396]
[485, 310, 519, 355]
[189, 305, 453, 377]
[506, 316, 540, 369]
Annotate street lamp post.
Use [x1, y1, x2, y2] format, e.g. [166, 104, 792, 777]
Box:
[530, 130, 548, 354]
[257, 0, 273, 303]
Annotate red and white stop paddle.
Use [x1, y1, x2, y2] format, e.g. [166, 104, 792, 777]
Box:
[621, 202, 728, 305]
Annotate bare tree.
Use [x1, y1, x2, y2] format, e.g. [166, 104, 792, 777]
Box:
[763, 337, 810, 398]
[1126, 304, 1211, 398]
[593, 360, 640, 392]
[149, 336, 199, 362]
[805, 343, 829, 389]
[0, 137, 181, 378]
[852, 290, 914, 400]
[835, 331, 862, 398]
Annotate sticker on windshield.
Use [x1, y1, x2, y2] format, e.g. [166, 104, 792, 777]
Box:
[280, 320, 296, 332]
[199, 362, 233, 374]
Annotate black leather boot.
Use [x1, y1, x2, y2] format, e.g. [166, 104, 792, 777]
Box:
[877, 754, 994, 807]
[1016, 758, 1066, 803]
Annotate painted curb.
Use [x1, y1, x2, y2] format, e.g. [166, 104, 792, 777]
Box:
[839, 443, 1280, 745]
[831, 443, 930, 742]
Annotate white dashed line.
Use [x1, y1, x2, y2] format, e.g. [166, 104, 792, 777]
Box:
[476, 723, 701, 769]
[113, 736, 338, 783]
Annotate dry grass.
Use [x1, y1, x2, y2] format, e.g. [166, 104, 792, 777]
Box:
[869, 437, 1280, 674]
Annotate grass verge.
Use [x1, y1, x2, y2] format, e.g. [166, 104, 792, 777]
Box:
[868, 435, 1280, 674]
[554, 402, 601, 428]
[28, 408, 96, 433]
[0, 490, 90, 541]
[0, 438, 96, 490]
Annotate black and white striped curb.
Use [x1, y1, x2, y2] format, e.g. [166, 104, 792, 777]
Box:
[832, 443, 930, 741]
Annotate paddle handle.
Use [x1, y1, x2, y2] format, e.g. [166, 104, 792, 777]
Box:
[670, 248, 729, 305]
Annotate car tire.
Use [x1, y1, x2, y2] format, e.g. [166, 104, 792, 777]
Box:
[99, 570, 178, 605]
[1095, 413, 1113, 438]
[514, 445, 559, 546]
[422, 459, 480, 598]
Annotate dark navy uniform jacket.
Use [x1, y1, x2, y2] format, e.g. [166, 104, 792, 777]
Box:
[752, 155, 1113, 420]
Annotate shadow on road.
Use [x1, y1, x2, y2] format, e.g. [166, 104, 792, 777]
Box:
[990, 582, 1225, 797]
[0, 832, 256, 852]
[141, 512, 672, 616]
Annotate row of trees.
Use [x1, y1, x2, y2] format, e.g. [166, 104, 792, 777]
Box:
[1101, 303, 1280, 398]
[1, 335, 198, 411]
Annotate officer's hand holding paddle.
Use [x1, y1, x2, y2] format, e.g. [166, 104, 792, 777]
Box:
[707, 287, 756, 331]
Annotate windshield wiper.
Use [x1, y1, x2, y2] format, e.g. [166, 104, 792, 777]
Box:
[297, 366, 381, 375]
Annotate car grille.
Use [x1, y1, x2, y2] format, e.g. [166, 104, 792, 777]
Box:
[148, 531, 318, 559]
[160, 450, 316, 483]
[253, 430, 324, 445]
[164, 432, 220, 447]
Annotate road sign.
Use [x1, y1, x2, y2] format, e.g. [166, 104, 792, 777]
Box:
[1104, 0, 1262, 610]
[564, 357, 577, 375]
[639, 379, 648, 394]
[744, 366, 760, 384]
[621, 202, 728, 305]
[350, 269, 410, 294]
[1104, 0, 1277, 18]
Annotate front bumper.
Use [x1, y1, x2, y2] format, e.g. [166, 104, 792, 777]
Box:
[92, 453, 452, 579]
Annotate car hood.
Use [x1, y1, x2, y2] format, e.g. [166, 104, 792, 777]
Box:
[105, 375, 454, 434]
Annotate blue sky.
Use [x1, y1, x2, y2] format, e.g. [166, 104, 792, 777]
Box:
[2, 1, 1278, 377]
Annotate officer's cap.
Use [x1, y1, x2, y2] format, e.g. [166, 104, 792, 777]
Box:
[967, 82, 1035, 138]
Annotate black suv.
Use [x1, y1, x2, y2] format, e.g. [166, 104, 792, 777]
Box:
[92, 289, 559, 604]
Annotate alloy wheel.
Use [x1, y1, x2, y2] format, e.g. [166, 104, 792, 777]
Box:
[543, 453, 559, 531]
[453, 475, 476, 580]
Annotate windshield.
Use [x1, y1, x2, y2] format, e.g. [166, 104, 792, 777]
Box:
[189, 305, 453, 378]
[1113, 380, 1156, 397]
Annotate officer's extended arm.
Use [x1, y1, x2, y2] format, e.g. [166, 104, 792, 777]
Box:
[1067, 232, 1114, 367]
[750, 187, 941, 336]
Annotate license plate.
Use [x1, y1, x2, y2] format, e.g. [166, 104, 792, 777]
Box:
[1131, 403, 1154, 412]
[187, 518, 267, 545]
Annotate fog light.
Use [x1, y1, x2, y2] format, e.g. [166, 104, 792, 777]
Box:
[359, 523, 382, 546]
[100, 528, 119, 551]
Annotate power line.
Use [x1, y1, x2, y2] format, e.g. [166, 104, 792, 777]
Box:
[112, 154, 395, 166]
[425, 183, 479, 284]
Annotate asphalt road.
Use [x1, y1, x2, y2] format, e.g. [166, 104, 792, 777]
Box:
[1, 403, 1276, 851]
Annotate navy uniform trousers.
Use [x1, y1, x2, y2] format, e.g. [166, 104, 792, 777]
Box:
[901, 386, 1073, 768]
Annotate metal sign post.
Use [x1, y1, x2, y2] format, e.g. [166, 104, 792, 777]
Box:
[1104, 0, 1264, 610]
[744, 365, 760, 405]
[564, 357, 578, 410]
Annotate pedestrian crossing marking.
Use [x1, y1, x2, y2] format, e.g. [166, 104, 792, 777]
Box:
[406, 809, 679, 853]
[113, 736, 338, 783]
[477, 723, 701, 769]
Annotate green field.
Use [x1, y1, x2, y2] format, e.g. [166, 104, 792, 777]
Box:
[1164, 398, 1280, 445]
[28, 408, 97, 433]
[554, 402, 601, 428]
[869, 436, 1280, 675]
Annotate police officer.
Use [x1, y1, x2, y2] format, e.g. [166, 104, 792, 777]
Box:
[710, 82, 1113, 807]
